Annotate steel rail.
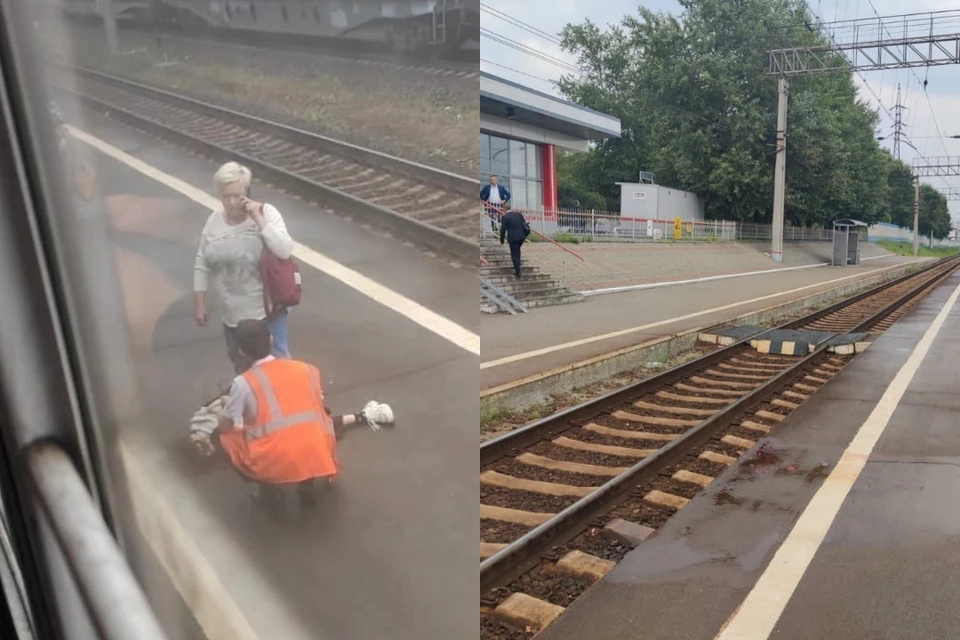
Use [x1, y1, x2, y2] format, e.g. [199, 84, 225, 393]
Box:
[51, 63, 479, 263]
[481, 258, 940, 467]
[480, 255, 960, 594]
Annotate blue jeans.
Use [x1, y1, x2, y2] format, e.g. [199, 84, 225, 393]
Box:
[267, 308, 291, 358]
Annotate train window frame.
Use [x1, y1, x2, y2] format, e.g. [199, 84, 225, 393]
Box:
[0, 0, 171, 638]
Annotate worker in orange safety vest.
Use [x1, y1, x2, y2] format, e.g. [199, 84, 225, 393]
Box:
[214, 319, 394, 508]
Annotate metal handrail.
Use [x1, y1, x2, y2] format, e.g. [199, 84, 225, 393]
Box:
[483, 204, 585, 262]
[25, 441, 168, 640]
[480, 277, 528, 314]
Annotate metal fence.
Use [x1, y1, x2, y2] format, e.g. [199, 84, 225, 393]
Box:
[482, 205, 738, 243]
[479, 204, 956, 247]
[736, 222, 836, 242]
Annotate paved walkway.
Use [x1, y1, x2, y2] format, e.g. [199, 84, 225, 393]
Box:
[481, 255, 930, 390]
[539, 269, 960, 640]
[524, 239, 897, 292]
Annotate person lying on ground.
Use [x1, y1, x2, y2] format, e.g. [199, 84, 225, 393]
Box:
[189, 319, 394, 507]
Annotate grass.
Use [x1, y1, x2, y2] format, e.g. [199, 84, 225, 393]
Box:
[479, 350, 710, 442]
[877, 240, 959, 258]
[480, 404, 512, 428]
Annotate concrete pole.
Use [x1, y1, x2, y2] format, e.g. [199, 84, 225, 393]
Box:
[771, 75, 789, 263]
[913, 176, 920, 256]
[101, 0, 119, 55]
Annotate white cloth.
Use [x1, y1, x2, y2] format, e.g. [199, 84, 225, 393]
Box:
[193, 204, 294, 328]
[189, 396, 225, 457]
[488, 186, 501, 204]
[189, 396, 224, 437]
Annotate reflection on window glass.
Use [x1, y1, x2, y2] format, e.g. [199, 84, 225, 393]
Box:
[528, 180, 543, 212]
[511, 179, 528, 210]
[509, 139, 526, 178]
[526, 144, 540, 180]
[2, 1, 478, 638]
[489, 136, 509, 177]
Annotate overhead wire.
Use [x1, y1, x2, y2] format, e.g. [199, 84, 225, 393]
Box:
[480, 4, 562, 46]
[801, 1, 947, 183]
[480, 58, 557, 88]
[861, 1, 955, 198]
[479, 28, 580, 75]
[864, 0, 952, 158]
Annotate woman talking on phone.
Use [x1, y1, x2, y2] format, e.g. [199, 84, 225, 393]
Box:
[194, 161, 295, 373]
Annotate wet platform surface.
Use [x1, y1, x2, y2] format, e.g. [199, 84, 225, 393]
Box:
[538, 269, 960, 640]
[75, 110, 477, 639]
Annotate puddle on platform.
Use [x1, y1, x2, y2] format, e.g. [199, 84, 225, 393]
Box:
[735, 443, 783, 479]
[713, 489, 745, 507]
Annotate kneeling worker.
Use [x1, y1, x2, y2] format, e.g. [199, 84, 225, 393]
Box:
[214, 319, 394, 505]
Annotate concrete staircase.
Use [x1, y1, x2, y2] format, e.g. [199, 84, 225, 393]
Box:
[480, 238, 584, 314]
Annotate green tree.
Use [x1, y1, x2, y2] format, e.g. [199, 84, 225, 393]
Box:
[886, 158, 915, 228]
[554, 0, 892, 226]
[918, 184, 951, 242]
[556, 151, 609, 210]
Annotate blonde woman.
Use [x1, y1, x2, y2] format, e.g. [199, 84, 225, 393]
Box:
[194, 161, 294, 373]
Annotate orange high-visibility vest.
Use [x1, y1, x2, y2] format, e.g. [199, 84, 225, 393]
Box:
[219, 359, 339, 484]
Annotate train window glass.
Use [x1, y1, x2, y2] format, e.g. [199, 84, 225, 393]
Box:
[0, 0, 478, 638]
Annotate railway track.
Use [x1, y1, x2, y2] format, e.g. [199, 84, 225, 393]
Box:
[480, 255, 960, 639]
[51, 64, 479, 264]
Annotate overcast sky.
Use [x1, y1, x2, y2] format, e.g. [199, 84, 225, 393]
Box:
[480, 0, 960, 221]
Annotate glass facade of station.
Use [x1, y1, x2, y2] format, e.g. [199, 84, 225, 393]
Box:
[479, 132, 543, 211]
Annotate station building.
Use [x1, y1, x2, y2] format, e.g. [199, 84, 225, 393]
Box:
[479, 72, 621, 212]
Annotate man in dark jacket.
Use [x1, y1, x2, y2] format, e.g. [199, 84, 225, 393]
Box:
[480, 175, 511, 232]
[499, 206, 531, 277]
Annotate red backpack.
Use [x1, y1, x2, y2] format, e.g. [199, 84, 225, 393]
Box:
[260, 241, 302, 315]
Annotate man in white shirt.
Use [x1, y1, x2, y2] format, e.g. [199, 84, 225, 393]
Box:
[480, 174, 511, 233]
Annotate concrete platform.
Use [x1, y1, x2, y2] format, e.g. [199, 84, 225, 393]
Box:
[537, 269, 960, 640]
[76, 111, 476, 639]
[481, 255, 930, 390]
[525, 238, 898, 293]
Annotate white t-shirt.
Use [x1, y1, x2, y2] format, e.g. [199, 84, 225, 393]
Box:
[488, 185, 502, 204]
[193, 204, 294, 327]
